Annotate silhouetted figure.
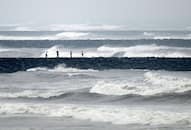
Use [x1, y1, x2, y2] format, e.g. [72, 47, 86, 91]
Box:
[81, 51, 84, 57]
[56, 50, 59, 58]
[45, 52, 48, 58]
[70, 51, 72, 58]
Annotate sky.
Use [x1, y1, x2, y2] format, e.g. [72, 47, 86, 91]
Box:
[0, 0, 191, 30]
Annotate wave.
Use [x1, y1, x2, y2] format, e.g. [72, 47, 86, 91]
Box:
[1, 87, 191, 103]
[154, 36, 191, 40]
[0, 90, 66, 99]
[0, 32, 89, 40]
[0, 103, 191, 125]
[97, 44, 191, 57]
[27, 64, 97, 73]
[0, 24, 125, 31]
[90, 71, 191, 96]
[55, 32, 89, 39]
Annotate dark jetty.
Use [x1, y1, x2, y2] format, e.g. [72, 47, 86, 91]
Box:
[0, 57, 191, 73]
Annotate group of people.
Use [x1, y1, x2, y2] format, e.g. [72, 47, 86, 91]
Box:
[45, 50, 84, 58]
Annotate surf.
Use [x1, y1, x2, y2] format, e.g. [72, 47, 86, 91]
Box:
[0, 103, 191, 125]
[90, 71, 191, 96]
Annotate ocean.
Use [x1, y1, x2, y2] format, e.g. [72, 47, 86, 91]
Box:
[0, 30, 191, 130]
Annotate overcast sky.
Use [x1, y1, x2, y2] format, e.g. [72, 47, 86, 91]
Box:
[0, 0, 191, 30]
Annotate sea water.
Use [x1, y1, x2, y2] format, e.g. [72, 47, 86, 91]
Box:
[0, 30, 191, 130]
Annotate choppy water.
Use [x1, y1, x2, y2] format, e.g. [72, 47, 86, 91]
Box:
[0, 31, 191, 130]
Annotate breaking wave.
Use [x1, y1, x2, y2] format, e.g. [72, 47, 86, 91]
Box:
[97, 44, 191, 57]
[90, 71, 191, 96]
[27, 64, 97, 73]
[0, 103, 191, 125]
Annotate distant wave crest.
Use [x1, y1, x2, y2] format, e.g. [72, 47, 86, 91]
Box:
[0, 32, 89, 40]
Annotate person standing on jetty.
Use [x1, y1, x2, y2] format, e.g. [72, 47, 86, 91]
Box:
[70, 51, 72, 58]
[56, 50, 59, 58]
[81, 51, 84, 57]
[45, 51, 48, 58]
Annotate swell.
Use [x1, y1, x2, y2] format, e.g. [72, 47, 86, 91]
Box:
[1, 88, 191, 105]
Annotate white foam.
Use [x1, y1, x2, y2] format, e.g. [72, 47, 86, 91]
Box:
[27, 64, 97, 73]
[27, 67, 48, 72]
[143, 72, 191, 94]
[0, 103, 191, 125]
[90, 71, 191, 96]
[90, 80, 133, 96]
[52, 64, 97, 73]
